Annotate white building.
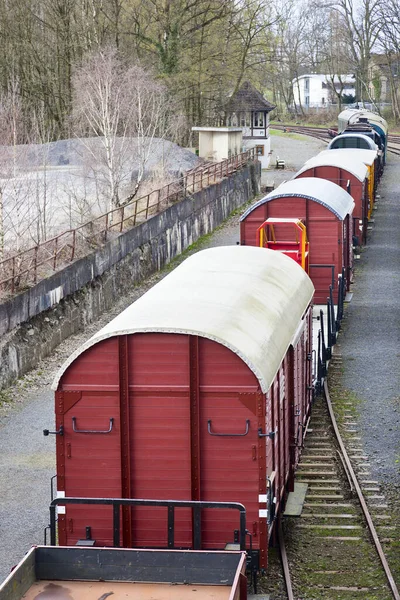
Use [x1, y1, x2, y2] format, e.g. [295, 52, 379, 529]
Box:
[191, 127, 243, 162]
[292, 74, 356, 109]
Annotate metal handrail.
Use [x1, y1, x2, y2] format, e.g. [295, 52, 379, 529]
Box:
[49, 497, 247, 550]
[309, 264, 335, 290]
[0, 149, 255, 295]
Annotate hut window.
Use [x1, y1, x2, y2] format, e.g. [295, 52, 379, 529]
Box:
[240, 112, 251, 127]
[256, 145, 264, 156]
[254, 112, 264, 127]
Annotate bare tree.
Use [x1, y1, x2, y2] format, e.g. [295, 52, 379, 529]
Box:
[26, 106, 61, 244]
[376, 0, 400, 121]
[329, 0, 382, 102]
[318, 8, 356, 111]
[0, 76, 31, 258]
[72, 47, 183, 211]
[72, 47, 133, 211]
[269, 0, 311, 116]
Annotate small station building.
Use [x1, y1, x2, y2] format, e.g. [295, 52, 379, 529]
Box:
[192, 82, 275, 168]
[225, 81, 276, 168]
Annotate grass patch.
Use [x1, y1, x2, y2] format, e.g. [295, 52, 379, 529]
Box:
[270, 128, 309, 141]
[270, 120, 331, 129]
[0, 388, 13, 406]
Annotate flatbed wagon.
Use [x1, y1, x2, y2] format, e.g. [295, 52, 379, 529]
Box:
[0, 546, 247, 600]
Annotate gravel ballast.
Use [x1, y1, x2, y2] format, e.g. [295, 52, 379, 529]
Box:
[339, 153, 400, 486]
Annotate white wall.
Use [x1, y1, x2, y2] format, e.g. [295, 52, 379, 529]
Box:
[293, 75, 355, 108]
[243, 137, 272, 169]
[194, 128, 243, 162]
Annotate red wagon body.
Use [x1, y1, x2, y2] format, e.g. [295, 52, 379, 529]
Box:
[240, 178, 354, 304]
[294, 154, 369, 244]
[52, 246, 314, 571]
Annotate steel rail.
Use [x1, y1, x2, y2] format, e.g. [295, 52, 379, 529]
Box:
[278, 523, 295, 600]
[387, 146, 400, 156]
[274, 124, 400, 151]
[324, 379, 400, 600]
[272, 124, 331, 143]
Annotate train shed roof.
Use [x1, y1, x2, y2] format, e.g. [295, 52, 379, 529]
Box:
[240, 177, 355, 221]
[52, 247, 314, 394]
[296, 152, 369, 181]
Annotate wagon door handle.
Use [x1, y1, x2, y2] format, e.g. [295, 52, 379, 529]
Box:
[72, 417, 114, 434]
[258, 428, 277, 439]
[207, 419, 250, 437]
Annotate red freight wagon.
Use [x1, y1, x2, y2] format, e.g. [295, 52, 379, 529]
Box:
[51, 246, 314, 572]
[320, 147, 378, 218]
[294, 153, 369, 245]
[240, 178, 354, 304]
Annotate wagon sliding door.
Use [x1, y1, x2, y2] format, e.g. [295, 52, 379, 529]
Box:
[57, 391, 122, 545]
[127, 333, 192, 548]
[197, 338, 260, 551]
[57, 338, 122, 546]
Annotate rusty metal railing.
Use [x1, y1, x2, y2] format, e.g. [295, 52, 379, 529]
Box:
[0, 149, 255, 297]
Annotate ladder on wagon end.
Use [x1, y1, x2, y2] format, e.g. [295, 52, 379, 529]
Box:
[257, 218, 310, 273]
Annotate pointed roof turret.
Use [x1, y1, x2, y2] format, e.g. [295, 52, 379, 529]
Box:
[226, 81, 276, 112]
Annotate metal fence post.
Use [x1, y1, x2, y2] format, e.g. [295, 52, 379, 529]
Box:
[105, 212, 109, 240]
[71, 230, 76, 261]
[34, 246, 38, 284]
[53, 237, 58, 270]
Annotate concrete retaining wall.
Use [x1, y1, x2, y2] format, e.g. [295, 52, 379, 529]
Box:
[0, 162, 260, 389]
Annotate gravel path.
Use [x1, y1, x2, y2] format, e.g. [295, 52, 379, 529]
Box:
[339, 153, 400, 487]
[0, 131, 350, 581]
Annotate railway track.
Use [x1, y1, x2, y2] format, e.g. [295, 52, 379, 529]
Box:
[273, 124, 331, 143]
[273, 122, 400, 156]
[387, 143, 400, 156]
[280, 354, 400, 600]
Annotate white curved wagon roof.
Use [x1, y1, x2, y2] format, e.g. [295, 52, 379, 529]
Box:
[240, 177, 355, 221]
[52, 247, 314, 394]
[327, 133, 377, 151]
[318, 148, 377, 167]
[296, 152, 368, 182]
[338, 108, 388, 135]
